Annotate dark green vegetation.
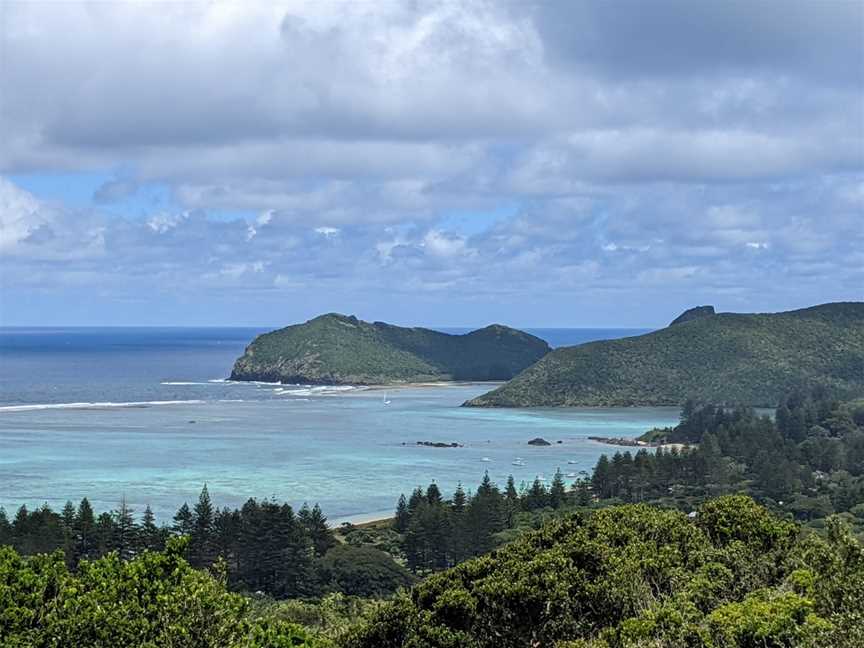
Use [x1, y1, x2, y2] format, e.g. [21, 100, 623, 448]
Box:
[385, 472, 571, 574]
[467, 302, 864, 407]
[6, 498, 862, 647]
[670, 305, 716, 326]
[0, 489, 412, 602]
[589, 392, 864, 534]
[0, 537, 320, 647]
[230, 313, 550, 384]
[343, 496, 864, 648]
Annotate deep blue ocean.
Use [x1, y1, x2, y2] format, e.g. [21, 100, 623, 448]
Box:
[0, 326, 676, 522]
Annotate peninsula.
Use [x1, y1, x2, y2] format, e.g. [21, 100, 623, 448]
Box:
[230, 313, 550, 385]
[466, 302, 864, 408]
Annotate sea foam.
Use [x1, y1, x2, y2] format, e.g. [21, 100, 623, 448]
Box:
[211, 379, 284, 386]
[275, 385, 361, 396]
[0, 400, 206, 413]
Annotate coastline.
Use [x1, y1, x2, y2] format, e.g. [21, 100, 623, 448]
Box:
[371, 380, 505, 389]
[329, 509, 394, 528]
[588, 436, 691, 452]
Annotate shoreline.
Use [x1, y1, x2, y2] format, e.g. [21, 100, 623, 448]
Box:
[329, 509, 395, 528]
[226, 378, 504, 391]
[587, 436, 691, 452]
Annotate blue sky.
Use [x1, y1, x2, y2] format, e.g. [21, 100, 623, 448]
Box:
[1, 1, 862, 327]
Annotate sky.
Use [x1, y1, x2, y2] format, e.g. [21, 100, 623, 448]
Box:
[0, 0, 862, 328]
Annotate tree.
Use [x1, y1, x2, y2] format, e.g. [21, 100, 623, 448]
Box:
[12, 505, 29, 553]
[235, 499, 317, 598]
[465, 473, 504, 557]
[61, 501, 78, 566]
[611, 452, 635, 501]
[213, 507, 240, 568]
[393, 494, 410, 534]
[0, 508, 11, 547]
[190, 485, 215, 567]
[524, 477, 548, 511]
[403, 502, 425, 572]
[549, 469, 566, 509]
[111, 497, 137, 561]
[573, 478, 592, 507]
[75, 498, 96, 561]
[699, 431, 728, 488]
[504, 475, 520, 524]
[426, 483, 443, 505]
[94, 512, 115, 557]
[593, 455, 612, 499]
[450, 483, 470, 564]
[320, 544, 414, 597]
[139, 505, 163, 552]
[173, 502, 194, 537]
[407, 487, 424, 519]
[298, 503, 335, 557]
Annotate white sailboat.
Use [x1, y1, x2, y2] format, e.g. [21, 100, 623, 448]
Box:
[383, 392, 391, 405]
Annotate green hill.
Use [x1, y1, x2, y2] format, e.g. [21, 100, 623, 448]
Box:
[466, 302, 864, 408]
[230, 314, 550, 385]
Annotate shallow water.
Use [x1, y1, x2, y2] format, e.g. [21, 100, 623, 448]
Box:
[0, 327, 673, 522]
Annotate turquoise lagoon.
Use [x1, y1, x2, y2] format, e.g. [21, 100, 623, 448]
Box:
[0, 327, 675, 521]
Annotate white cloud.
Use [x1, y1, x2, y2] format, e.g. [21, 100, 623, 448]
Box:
[0, 2, 861, 324]
[422, 230, 474, 258]
[147, 212, 187, 234]
[0, 177, 44, 253]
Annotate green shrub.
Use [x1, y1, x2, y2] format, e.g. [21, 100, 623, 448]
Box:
[0, 537, 321, 647]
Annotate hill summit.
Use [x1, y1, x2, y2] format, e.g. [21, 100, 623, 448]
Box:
[669, 304, 715, 326]
[466, 302, 864, 408]
[230, 314, 550, 385]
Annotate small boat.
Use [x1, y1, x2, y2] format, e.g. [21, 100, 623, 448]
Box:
[536, 474, 547, 481]
[566, 472, 578, 478]
[512, 458, 526, 467]
[481, 457, 491, 462]
[567, 460, 578, 464]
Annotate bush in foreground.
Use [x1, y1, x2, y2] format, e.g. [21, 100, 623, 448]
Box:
[341, 496, 864, 648]
[0, 536, 321, 647]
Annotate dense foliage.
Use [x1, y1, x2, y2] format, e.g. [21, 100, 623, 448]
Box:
[0, 537, 321, 647]
[342, 496, 864, 647]
[385, 472, 570, 573]
[230, 313, 549, 384]
[467, 301, 864, 407]
[0, 490, 412, 601]
[590, 392, 864, 533]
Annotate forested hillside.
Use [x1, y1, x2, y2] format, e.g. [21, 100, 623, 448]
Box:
[230, 314, 550, 384]
[467, 302, 864, 407]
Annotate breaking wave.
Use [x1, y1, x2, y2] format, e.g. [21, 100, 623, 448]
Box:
[0, 400, 206, 413]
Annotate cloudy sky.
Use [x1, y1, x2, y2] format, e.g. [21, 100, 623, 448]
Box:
[1, 0, 862, 327]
